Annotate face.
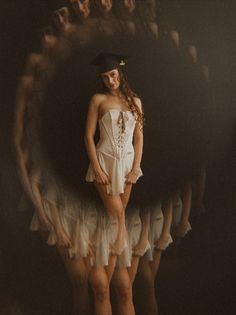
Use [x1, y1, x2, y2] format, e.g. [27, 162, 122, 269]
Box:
[96, 0, 113, 12]
[53, 8, 70, 30]
[124, 0, 136, 13]
[70, 0, 91, 18]
[41, 27, 57, 49]
[101, 69, 121, 91]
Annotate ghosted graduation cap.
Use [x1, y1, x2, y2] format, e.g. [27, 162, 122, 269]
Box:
[90, 52, 128, 73]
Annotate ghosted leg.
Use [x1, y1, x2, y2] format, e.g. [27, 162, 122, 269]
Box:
[134, 257, 158, 315]
[57, 246, 91, 315]
[149, 249, 162, 278]
[112, 267, 135, 315]
[127, 255, 141, 284]
[94, 182, 127, 262]
[89, 266, 112, 315]
[120, 183, 140, 283]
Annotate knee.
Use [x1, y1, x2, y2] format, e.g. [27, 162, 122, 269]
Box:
[109, 206, 125, 222]
[113, 277, 132, 303]
[90, 273, 109, 302]
[135, 268, 155, 292]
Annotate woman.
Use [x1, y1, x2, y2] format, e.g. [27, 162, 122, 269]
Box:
[84, 52, 144, 315]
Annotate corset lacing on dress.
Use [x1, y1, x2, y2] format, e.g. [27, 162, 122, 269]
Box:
[86, 108, 143, 195]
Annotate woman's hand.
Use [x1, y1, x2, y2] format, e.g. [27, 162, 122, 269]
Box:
[174, 220, 190, 238]
[94, 167, 110, 185]
[155, 233, 171, 251]
[125, 169, 139, 184]
[88, 240, 96, 262]
[55, 226, 72, 248]
[132, 239, 149, 257]
[37, 210, 53, 232]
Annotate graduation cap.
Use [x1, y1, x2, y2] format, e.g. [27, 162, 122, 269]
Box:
[90, 52, 128, 73]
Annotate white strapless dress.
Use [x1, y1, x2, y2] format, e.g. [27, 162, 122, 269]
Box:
[85, 109, 143, 195]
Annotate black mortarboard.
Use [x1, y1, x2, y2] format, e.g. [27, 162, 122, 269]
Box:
[90, 52, 128, 73]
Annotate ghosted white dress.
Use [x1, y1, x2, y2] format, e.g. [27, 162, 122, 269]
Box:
[145, 202, 173, 261]
[29, 170, 96, 259]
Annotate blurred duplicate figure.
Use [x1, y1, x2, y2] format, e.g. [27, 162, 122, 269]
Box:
[52, 6, 74, 33]
[134, 199, 173, 315]
[68, 0, 91, 19]
[15, 72, 93, 315]
[172, 184, 192, 240]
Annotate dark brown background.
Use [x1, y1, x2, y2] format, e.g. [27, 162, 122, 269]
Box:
[0, 1, 236, 314]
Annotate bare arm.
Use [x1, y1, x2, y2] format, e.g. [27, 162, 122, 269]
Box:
[84, 94, 110, 184]
[15, 145, 33, 199]
[133, 206, 150, 256]
[156, 198, 173, 250]
[126, 98, 143, 184]
[14, 76, 34, 199]
[30, 169, 53, 231]
[132, 98, 143, 173]
[174, 183, 192, 237]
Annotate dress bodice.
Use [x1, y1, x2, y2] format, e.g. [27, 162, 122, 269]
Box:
[96, 109, 136, 159]
[85, 108, 143, 195]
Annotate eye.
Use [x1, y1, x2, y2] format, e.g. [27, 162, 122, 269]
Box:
[101, 75, 107, 81]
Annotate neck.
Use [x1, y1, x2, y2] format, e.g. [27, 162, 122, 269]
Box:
[108, 88, 122, 97]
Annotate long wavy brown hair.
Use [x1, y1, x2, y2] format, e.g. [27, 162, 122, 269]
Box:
[118, 68, 145, 130]
[100, 67, 145, 129]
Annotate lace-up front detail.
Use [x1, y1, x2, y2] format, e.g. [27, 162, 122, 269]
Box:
[86, 109, 143, 195]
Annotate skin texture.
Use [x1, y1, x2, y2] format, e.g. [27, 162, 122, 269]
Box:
[96, 0, 113, 13]
[169, 30, 180, 49]
[69, 0, 91, 19]
[127, 208, 150, 284]
[173, 184, 192, 238]
[53, 7, 73, 32]
[124, 0, 136, 14]
[187, 44, 198, 63]
[85, 68, 143, 315]
[42, 33, 57, 50]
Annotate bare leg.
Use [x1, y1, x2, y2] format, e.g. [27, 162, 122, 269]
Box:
[112, 267, 135, 315]
[93, 182, 135, 315]
[89, 266, 112, 315]
[127, 255, 140, 284]
[94, 182, 127, 263]
[135, 258, 158, 315]
[149, 249, 162, 278]
[105, 183, 133, 282]
[119, 183, 133, 210]
[105, 253, 117, 283]
[128, 207, 150, 284]
[120, 183, 140, 283]
[57, 246, 91, 315]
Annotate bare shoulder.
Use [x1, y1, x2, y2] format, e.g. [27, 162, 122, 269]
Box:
[90, 93, 107, 105]
[133, 96, 142, 111]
